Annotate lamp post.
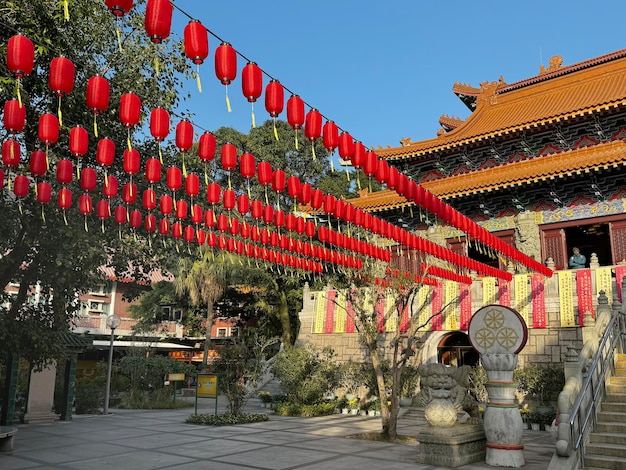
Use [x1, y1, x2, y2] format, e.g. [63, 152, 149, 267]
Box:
[103, 314, 121, 415]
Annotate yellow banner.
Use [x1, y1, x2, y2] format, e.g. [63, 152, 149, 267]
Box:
[197, 374, 218, 397]
[314, 292, 325, 333]
[418, 285, 431, 331]
[483, 277, 497, 305]
[445, 281, 459, 330]
[334, 290, 347, 333]
[385, 293, 397, 332]
[596, 267, 613, 301]
[514, 274, 530, 325]
[558, 271, 575, 327]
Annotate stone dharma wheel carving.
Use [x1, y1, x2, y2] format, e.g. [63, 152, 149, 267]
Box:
[468, 305, 527, 354]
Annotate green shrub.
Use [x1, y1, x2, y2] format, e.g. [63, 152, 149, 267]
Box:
[119, 388, 193, 409]
[186, 413, 269, 426]
[272, 401, 336, 417]
[74, 375, 104, 414]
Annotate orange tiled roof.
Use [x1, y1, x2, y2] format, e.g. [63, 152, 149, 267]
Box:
[379, 49, 626, 160]
[348, 140, 626, 209]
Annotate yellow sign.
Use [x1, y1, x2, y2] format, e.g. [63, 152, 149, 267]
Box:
[197, 374, 218, 397]
[168, 373, 185, 381]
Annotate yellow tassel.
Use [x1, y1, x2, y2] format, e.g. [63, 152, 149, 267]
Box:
[357, 176, 362, 191]
[63, 210, 68, 225]
[41, 205, 46, 223]
[63, 0, 69, 20]
[158, 143, 163, 164]
[331, 160, 335, 172]
[182, 155, 187, 177]
[196, 70, 202, 93]
[16, 80, 22, 107]
[18, 201, 22, 214]
[58, 96, 63, 127]
[251, 109, 256, 128]
[84, 218, 88, 232]
[295, 131, 299, 150]
[346, 168, 350, 181]
[45, 147, 50, 171]
[226, 91, 232, 112]
[204, 165, 209, 186]
[127, 129, 132, 151]
[154, 56, 160, 76]
[265, 186, 269, 205]
[311, 145, 316, 161]
[101, 220, 105, 233]
[93, 114, 98, 138]
[273, 120, 279, 141]
[116, 26, 123, 52]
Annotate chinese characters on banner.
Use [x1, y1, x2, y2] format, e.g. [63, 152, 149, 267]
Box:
[324, 290, 336, 333]
[558, 271, 575, 327]
[498, 280, 511, 307]
[483, 277, 497, 305]
[514, 274, 530, 325]
[459, 283, 472, 330]
[576, 269, 593, 324]
[431, 282, 443, 330]
[531, 274, 546, 328]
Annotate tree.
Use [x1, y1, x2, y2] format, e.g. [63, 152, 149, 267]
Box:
[0, 0, 190, 366]
[332, 267, 457, 440]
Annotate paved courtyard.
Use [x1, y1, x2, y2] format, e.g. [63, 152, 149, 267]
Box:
[1, 399, 555, 469]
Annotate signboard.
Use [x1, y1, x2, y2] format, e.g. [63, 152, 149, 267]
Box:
[168, 373, 185, 381]
[197, 374, 218, 397]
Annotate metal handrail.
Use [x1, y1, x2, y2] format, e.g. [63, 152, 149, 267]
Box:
[568, 309, 624, 468]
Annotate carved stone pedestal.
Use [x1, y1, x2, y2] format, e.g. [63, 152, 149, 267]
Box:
[416, 424, 486, 468]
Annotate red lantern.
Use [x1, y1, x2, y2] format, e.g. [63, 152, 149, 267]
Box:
[97, 199, 111, 220]
[13, 175, 29, 198]
[223, 189, 236, 210]
[217, 214, 229, 232]
[204, 209, 216, 228]
[215, 42, 237, 111]
[172, 222, 183, 239]
[3, 100, 26, 134]
[38, 114, 59, 146]
[145, 158, 161, 184]
[176, 199, 188, 219]
[144, 214, 157, 233]
[69, 126, 88, 158]
[29, 150, 46, 176]
[2, 140, 21, 168]
[7, 34, 34, 79]
[105, 0, 133, 16]
[221, 143, 237, 171]
[175, 119, 194, 152]
[144, 0, 173, 43]
[287, 175, 300, 199]
[207, 182, 221, 205]
[397, 173, 408, 196]
[57, 188, 73, 210]
[166, 166, 182, 192]
[143, 189, 157, 210]
[265, 79, 284, 117]
[198, 132, 216, 161]
[78, 194, 93, 215]
[322, 121, 339, 153]
[150, 107, 170, 155]
[240, 152, 256, 180]
[263, 204, 274, 224]
[122, 182, 137, 204]
[96, 138, 115, 168]
[49, 56, 75, 97]
[229, 220, 240, 238]
[37, 181, 52, 204]
[257, 161, 272, 186]
[375, 159, 389, 184]
[119, 92, 141, 128]
[86, 75, 110, 136]
[129, 210, 142, 229]
[310, 189, 324, 209]
[251, 200, 263, 219]
[56, 159, 73, 185]
[351, 141, 366, 169]
[274, 210, 285, 228]
[272, 169, 286, 193]
[338, 132, 354, 161]
[387, 166, 399, 190]
[363, 151, 378, 177]
[240, 221, 250, 238]
[159, 194, 173, 215]
[323, 194, 336, 214]
[299, 183, 312, 205]
[184, 20, 208, 64]
[242, 62, 262, 102]
[185, 173, 200, 197]
[287, 95, 305, 129]
[103, 175, 118, 198]
[123, 148, 140, 175]
[190, 204, 202, 224]
[334, 200, 346, 219]
[304, 109, 322, 143]
[285, 213, 296, 231]
[80, 167, 97, 192]
[182, 225, 195, 242]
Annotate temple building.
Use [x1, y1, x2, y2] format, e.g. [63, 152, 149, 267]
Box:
[297, 48, 626, 368]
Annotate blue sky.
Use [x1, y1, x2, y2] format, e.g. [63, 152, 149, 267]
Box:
[169, 0, 626, 151]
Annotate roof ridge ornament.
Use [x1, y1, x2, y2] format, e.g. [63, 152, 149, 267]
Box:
[539, 55, 563, 75]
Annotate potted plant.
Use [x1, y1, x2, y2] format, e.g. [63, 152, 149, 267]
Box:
[258, 391, 272, 408]
[367, 398, 381, 417]
[519, 407, 530, 429]
[347, 396, 360, 415]
[528, 411, 541, 431]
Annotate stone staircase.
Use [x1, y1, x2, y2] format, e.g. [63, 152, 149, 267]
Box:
[583, 354, 626, 470]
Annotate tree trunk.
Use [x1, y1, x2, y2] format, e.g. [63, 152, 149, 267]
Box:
[277, 291, 293, 345]
[370, 346, 399, 440]
[202, 299, 215, 372]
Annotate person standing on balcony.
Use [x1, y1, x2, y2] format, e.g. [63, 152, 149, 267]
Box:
[568, 247, 586, 269]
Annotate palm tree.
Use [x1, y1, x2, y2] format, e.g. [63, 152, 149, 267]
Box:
[175, 248, 233, 371]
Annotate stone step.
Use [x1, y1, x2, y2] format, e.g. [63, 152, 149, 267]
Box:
[597, 411, 626, 423]
[604, 392, 626, 404]
[590, 432, 626, 446]
[596, 421, 626, 434]
[610, 376, 626, 385]
[586, 442, 626, 459]
[583, 453, 626, 469]
[606, 383, 626, 395]
[601, 402, 626, 413]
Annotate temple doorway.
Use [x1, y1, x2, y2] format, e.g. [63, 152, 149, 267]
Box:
[437, 332, 479, 367]
[564, 222, 611, 267]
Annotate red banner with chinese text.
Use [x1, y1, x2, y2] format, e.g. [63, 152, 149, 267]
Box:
[399, 301, 410, 332]
[576, 269, 594, 324]
[459, 284, 472, 330]
[431, 282, 443, 331]
[324, 290, 336, 333]
[345, 298, 356, 333]
[498, 280, 511, 307]
[376, 290, 386, 332]
[531, 274, 546, 328]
